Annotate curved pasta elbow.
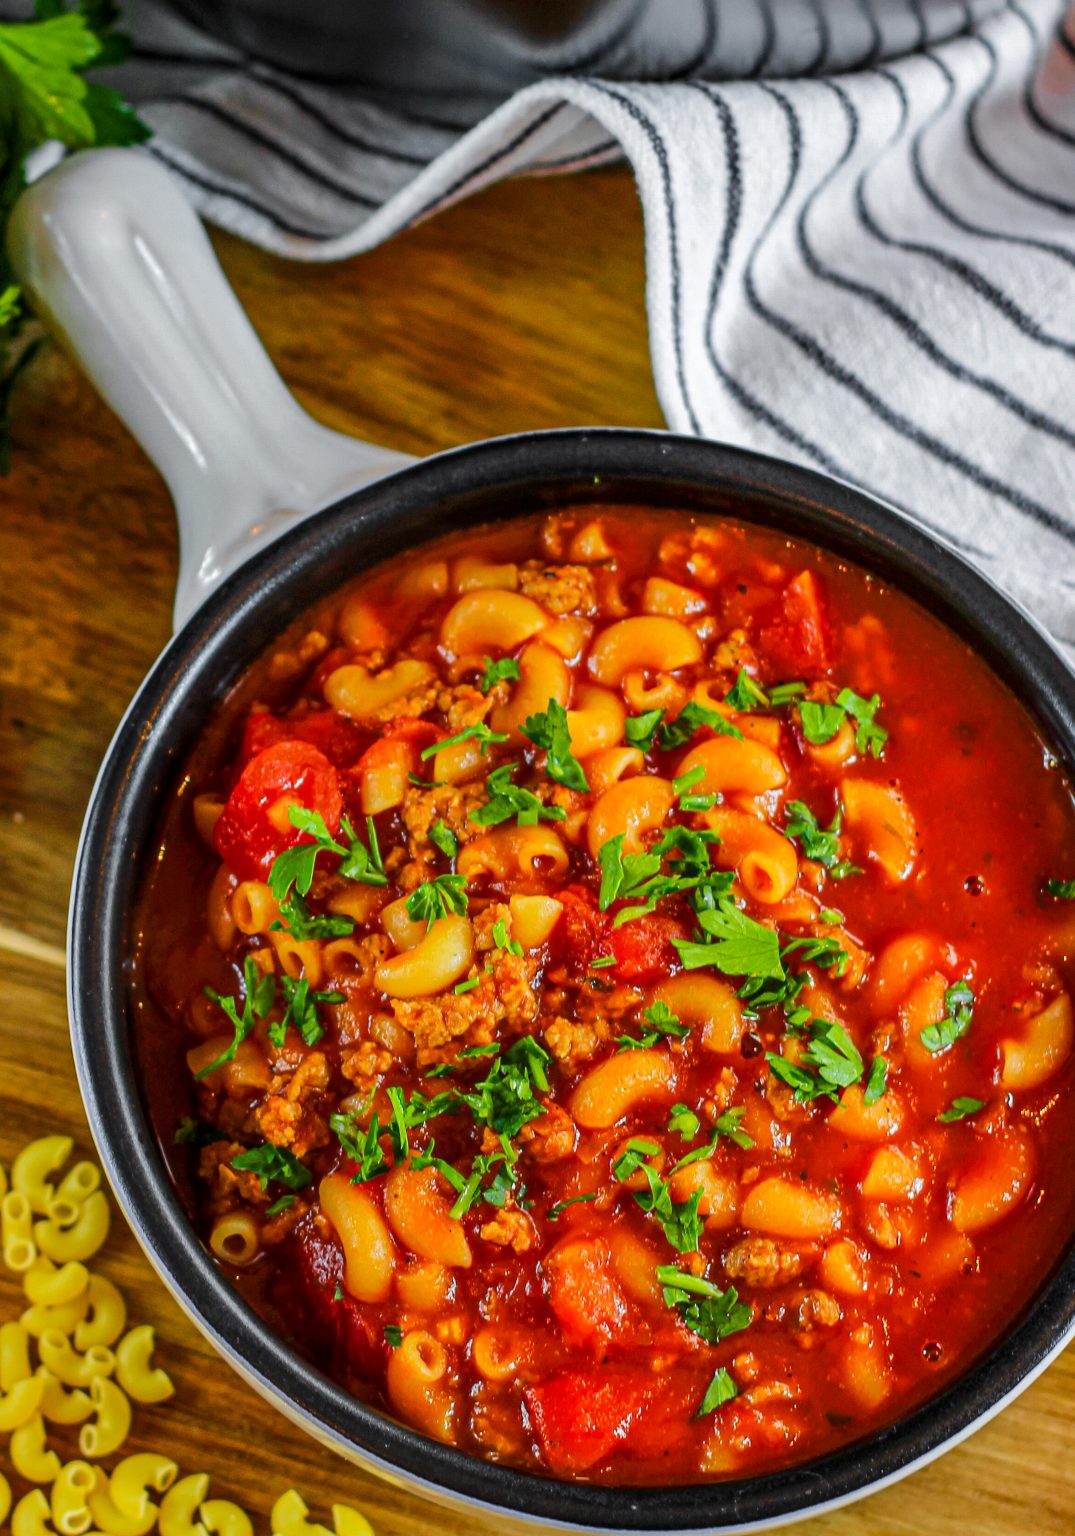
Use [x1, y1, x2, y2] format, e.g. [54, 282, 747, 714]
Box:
[841, 778, 918, 882]
[385, 1330, 455, 1443]
[374, 915, 474, 998]
[319, 1174, 397, 1303]
[677, 736, 787, 796]
[385, 1166, 472, 1268]
[490, 641, 571, 737]
[571, 1049, 676, 1130]
[586, 776, 674, 860]
[587, 616, 702, 685]
[999, 992, 1073, 1091]
[440, 590, 548, 658]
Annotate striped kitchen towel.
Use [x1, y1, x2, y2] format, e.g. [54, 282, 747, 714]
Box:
[6, 0, 1075, 650]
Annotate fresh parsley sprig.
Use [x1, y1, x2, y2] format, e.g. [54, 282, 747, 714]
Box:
[469, 762, 567, 829]
[269, 805, 387, 905]
[799, 688, 888, 757]
[197, 956, 276, 1080]
[612, 1140, 703, 1254]
[520, 698, 589, 792]
[784, 800, 862, 880]
[479, 656, 520, 693]
[230, 1142, 311, 1193]
[696, 1367, 738, 1418]
[724, 670, 769, 712]
[616, 999, 689, 1051]
[920, 979, 975, 1053]
[766, 1018, 865, 1103]
[938, 1095, 984, 1123]
[421, 722, 509, 760]
[266, 975, 343, 1051]
[657, 1265, 752, 1344]
[658, 702, 742, 751]
[1045, 878, 1075, 899]
[405, 872, 468, 929]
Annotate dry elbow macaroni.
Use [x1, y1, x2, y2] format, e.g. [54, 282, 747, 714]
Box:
[0, 1136, 378, 1536]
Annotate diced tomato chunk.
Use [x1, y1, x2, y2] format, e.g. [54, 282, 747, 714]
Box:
[214, 740, 343, 881]
[759, 569, 832, 678]
[281, 1225, 381, 1378]
[609, 912, 687, 984]
[238, 709, 368, 771]
[526, 1369, 649, 1474]
[550, 883, 610, 971]
[544, 1236, 628, 1340]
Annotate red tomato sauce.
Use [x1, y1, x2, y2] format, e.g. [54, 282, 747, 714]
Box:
[132, 508, 1075, 1484]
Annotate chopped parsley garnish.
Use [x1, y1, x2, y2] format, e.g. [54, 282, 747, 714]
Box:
[230, 1143, 311, 1192]
[658, 702, 742, 751]
[836, 688, 888, 757]
[1045, 878, 1075, 899]
[920, 980, 975, 1054]
[197, 956, 276, 1080]
[267, 975, 343, 1050]
[406, 872, 469, 928]
[383, 1324, 403, 1348]
[767, 1018, 864, 1103]
[455, 1038, 551, 1140]
[589, 955, 616, 969]
[695, 1367, 738, 1418]
[479, 656, 521, 693]
[547, 1192, 599, 1221]
[613, 1141, 702, 1254]
[598, 826, 728, 928]
[799, 700, 846, 745]
[672, 764, 706, 798]
[491, 916, 523, 957]
[863, 1055, 888, 1106]
[624, 708, 664, 751]
[520, 698, 589, 792]
[724, 670, 769, 712]
[616, 999, 690, 1051]
[469, 762, 566, 829]
[712, 1106, 755, 1150]
[784, 800, 862, 880]
[668, 1103, 701, 1140]
[331, 1110, 392, 1183]
[768, 681, 807, 706]
[174, 1118, 222, 1148]
[673, 902, 783, 980]
[264, 1195, 296, 1217]
[657, 1266, 752, 1344]
[273, 891, 356, 942]
[938, 1096, 984, 1123]
[454, 976, 480, 994]
[429, 819, 459, 860]
[420, 722, 509, 760]
[737, 933, 847, 1017]
[269, 805, 387, 903]
[333, 1283, 345, 1303]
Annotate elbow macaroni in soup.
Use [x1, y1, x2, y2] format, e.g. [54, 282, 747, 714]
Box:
[134, 508, 1075, 1483]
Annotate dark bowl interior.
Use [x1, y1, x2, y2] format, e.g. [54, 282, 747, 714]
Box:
[69, 429, 1075, 1532]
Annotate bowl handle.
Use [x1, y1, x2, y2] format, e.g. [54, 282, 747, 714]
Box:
[6, 148, 415, 629]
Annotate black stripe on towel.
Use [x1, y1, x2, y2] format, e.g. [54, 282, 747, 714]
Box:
[147, 142, 338, 240]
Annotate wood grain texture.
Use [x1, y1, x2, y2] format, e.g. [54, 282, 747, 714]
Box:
[0, 164, 1072, 1535]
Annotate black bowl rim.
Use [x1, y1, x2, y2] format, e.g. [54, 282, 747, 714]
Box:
[69, 427, 1075, 1534]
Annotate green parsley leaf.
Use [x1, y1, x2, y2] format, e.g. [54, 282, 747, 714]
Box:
[267, 975, 343, 1050]
[920, 979, 975, 1054]
[724, 670, 769, 712]
[1045, 878, 1075, 899]
[674, 901, 784, 980]
[767, 1017, 864, 1104]
[383, 1324, 403, 1348]
[479, 656, 520, 693]
[624, 708, 664, 751]
[784, 800, 862, 880]
[174, 1118, 221, 1148]
[264, 1194, 296, 1217]
[429, 818, 459, 860]
[272, 891, 355, 942]
[469, 762, 566, 829]
[836, 687, 888, 757]
[546, 1192, 599, 1221]
[616, 999, 690, 1051]
[197, 957, 276, 1079]
[333, 1283, 344, 1303]
[668, 1103, 701, 1140]
[406, 872, 469, 929]
[657, 1265, 752, 1344]
[520, 698, 589, 792]
[658, 702, 743, 751]
[712, 1106, 755, 1150]
[421, 722, 509, 760]
[798, 700, 845, 745]
[612, 1144, 702, 1254]
[330, 1111, 390, 1183]
[695, 1367, 738, 1418]
[230, 1143, 311, 1192]
[938, 1096, 984, 1123]
[491, 916, 523, 957]
[269, 806, 386, 904]
[454, 976, 480, 994]
[768, 681, 807, 707]
[863, 1055, 888, 1106]
[589, 955, 616, 969]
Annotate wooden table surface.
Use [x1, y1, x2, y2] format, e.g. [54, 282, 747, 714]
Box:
[2, 164, 1073, 1536]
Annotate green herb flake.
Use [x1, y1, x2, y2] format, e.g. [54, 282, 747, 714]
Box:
[231, 1143, 311, 1193]
[264, 1194, 296, 1217]
[520, 698, 589, 792]
[863, 1055, 888, 1106]
[668, 1103, 701, 1141]
[657, 1265, 752, 1344]
[938, 1095, 985, 1123]
[383, 1324, 403, 1348]
[454, 976, 480, 995]
[768, 681, 807, 707]
[724, 670, 769, 712]
[920, 979, 975, 1054]
[616, 999, 690, 1052]
[658, 702, 743, 751]
[429, 819, 459, 860]
[784, 800, 862, 880]
[421, 722, 509, 760]
[674, 902, 784, 981]
[836, 687, 888, 757]
[1045, 878, 1075, 899]
[406, 872, 469, 929]
[624, 708, 664, 752]
[197, 957, 277, 1080]
[470, 761, 567, 829]
[479, 656, 521, 693]
[547, 1192, 599, 1221]
[589, 955, 616, 969]
[695, 1366, 739, 1419]
[798, 699, 846, 745]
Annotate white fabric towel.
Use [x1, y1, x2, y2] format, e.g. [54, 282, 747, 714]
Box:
[6, 0, 1074, 650]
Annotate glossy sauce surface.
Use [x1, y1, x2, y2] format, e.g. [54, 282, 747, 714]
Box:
[134, 508, 1075, 1484]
